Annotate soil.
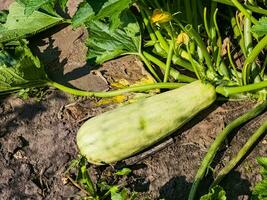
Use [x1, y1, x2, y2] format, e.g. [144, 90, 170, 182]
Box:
[0, 1, 267, 200]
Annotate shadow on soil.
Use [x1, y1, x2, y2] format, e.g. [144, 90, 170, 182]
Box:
[158, 170, 251, 200]
[29, 24, 98, 90]
[0, 91, 67, 138]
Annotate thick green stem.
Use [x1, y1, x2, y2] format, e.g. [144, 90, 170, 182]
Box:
[242, 13, 254, 85]
[185, 24, 215, 75]
[172, 55, 195, 72]
[188, 101, 267, 200]
[164, 42, 174, 82]
[140, 4, 169, 52]
[0, 81, 47, 95]
[244, 15, 252, 55]
[212, 0, 267, 15]
[138, 53, 162, 82]
[186, 44, 202, 80]
[230, 0, 258, 25]
[216, 80, 267, 97]
[242, 35, 267, 85]
[47, 81, 186, 97]
[211, 118, 267, 187]
[142, 6, 169, 52]
[244, 35, 267, 67]
[143, 51, 196, 82]
[140, 9, 157, 42]
[152, 26, 170, 52]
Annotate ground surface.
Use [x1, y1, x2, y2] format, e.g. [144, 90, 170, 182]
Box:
[0, 1, 267, 200]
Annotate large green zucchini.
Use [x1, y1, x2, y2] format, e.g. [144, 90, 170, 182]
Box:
[77, 81, 216, 165]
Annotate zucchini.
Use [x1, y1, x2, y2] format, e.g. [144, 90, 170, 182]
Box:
[77, 81, 216, 165]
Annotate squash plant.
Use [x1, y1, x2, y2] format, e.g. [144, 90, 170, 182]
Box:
[1, 0, 267, 199]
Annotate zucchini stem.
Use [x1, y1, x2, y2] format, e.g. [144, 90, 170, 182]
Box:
[188, 101, 267, 200]
[211, 118, 267, 187]
[47, 81, 186, 97]
[229, 0, 258, 24]
[216, 80, 267, 97]
[212, 0, 267, 15]
[143, 51, 196, 82]
[164, 42, 174, 82]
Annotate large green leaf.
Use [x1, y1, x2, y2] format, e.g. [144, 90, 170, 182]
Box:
[86, 11, 141, 64]
[252, 17, 267, 37]
[72, 0, 133, 28]
[252, 157, 267, 200]
[71, 1, 95, 27]
[0, 2, 63, 43]
[0, 42, 48, 93]
[17, 0, 68, 15]
[17, 0, 52, 15]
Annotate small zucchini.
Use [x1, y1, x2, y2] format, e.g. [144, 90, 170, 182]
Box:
[77, 81, 216, 165]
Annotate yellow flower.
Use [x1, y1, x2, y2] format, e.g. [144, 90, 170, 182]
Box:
[151, 9, 172, 24]
[176, 32, 189, 45]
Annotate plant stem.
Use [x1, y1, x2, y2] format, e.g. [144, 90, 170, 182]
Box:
[242, 34, 267, 85]
[244, 35, 267, 68]
[0, 81, 48, 95]
[142, 6, 170, 52]
[211, 0, 267, 15]
[230, 10, 246, 55]
[186, 44, 201, 80]
[204, 7, 211, 39]
[188, 101, 267, 200]
[47, 81, 186, 97]
[164, 42, 174, 82]
[211, 118, 267, 187]
[143, 51, 196, 82]
[138, 53, 162, 82]
[227, 42, 242, 85]
[172, 55, 195, 72]
[185, 24, 215, 75]
[230, 0, 258, 25]
[242, 12, 254, 85]
[140, 9, 157, 42]
[216, 80, 267, 97]
[80, 157, 97, 197]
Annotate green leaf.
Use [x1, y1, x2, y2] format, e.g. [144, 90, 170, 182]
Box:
[0, 42, 48, 94]
[17, 0, 68, 16]
[0, 10, 8, 24]
[252, 157, 267, 200]
[0, 2, 62, 43]
[16, 0, 52, 15]
[94, 0, 133, 29]
[86, 10, 141, 64]
[115, 168, 132, 176]
[252, 17, 267, 37]
[72, 0, 133, 28]
[59, 0, 68, 11]
[110, 186, 126, 200]
[200, 186, 227, 200]
[71, 1, 95, 27]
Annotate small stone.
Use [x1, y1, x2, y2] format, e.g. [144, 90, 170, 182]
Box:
[62, 176, 69, 185]
[13, 150, 27, 161]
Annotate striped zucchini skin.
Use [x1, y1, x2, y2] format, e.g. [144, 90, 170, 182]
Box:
[77, 81, 216, 165]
